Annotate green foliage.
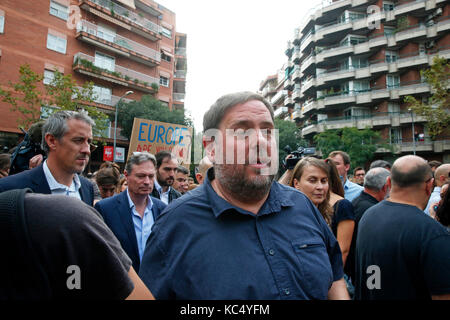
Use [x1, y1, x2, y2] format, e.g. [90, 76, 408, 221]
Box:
[403, 56, 450, 140]
[0, 64, 109, 137]
[274, 118, 306, 173]
[117, 95, 193, 139]
[0, 64, 43, 129]
[313, 127, 391, 169]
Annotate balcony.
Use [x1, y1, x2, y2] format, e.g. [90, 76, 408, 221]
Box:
[284, 95, 294, 106]
[79, 0, 161, 41]
[274, 106, 288, 118]
[395, 23, 427, 42]
[174, 70, 187, 79]
[301, 77, 316, 95]
[292, 87, 302, 101]
[73, 52, 159, 93]
[173, 93, 185, 102]
[76, 20, 161, 67]
[135, 0, 163, 17]
[175, 47, 187, 56]
[284, 78, 294, 90]
[271, 90, 286, 105]
[292, 109, 303, 120]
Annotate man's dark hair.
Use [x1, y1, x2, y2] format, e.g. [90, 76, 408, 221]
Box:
[428, 160, 442, 169]
[0, 153, 11, 171]
[155, 151, 177, 168]
[328, 150, 350, 165]
[391, 160, 432, 188]
[353, 167, 364, 175]
[176, 165, 189, 175]
[203, 91, 274, 132]
[369, 160, 391, 170]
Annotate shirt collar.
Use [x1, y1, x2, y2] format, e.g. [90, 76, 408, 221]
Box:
[203, 167, 294, 218]
[154, 178, 170, 195]
[126, 189, 153, 211]
[43, 160, 81, 192]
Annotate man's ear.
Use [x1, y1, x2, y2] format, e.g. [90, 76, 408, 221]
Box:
[203, 135, 215, 164]
[45, 133, 58, 152]
[425, 178, 434, 196]
[386, 176, 392, 190]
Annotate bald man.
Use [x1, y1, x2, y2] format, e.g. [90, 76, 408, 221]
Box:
[425, 163, 450, 215]
[355, 155, 450, 300]
[195, 156, 213, 185]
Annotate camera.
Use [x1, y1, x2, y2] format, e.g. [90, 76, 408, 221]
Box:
[283, 145, 316, 170]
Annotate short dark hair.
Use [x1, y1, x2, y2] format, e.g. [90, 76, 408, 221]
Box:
[203, 91, 274, 133]
[155, 151, 177, 168]
[353, 167, 364, 175]
[370, 160, 391, 170]
[0, 153, 11, 171]
[391, 159, 432, 188]
[176, 165, 189, 175]
[428, 160, 442, 169]
[328, 151, 350, 165]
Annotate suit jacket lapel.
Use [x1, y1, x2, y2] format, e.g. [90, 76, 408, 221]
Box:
[30, 165, 51, 194]
[117, 191, 140, 262]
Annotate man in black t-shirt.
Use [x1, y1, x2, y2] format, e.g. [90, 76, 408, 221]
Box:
[0, 190, 153, 300]
[355, 155, 450, 300]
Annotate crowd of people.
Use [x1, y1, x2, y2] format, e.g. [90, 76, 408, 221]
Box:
[0, 91, 449, 300]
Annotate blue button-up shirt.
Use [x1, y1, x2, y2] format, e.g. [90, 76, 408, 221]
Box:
[126, 190, 154, 261]
[344, 178, 363, 202]
[139, 169, 344, 300]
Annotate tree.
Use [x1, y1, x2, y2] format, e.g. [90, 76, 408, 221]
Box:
[0, 64, 109, 136]
[116, 94, 193, 140]
[313, 127, 390, 169]
[274, 118, 307, 174]
[403, 56, 450, 140]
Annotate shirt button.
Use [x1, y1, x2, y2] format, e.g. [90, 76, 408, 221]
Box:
[268, 249, 275, 256]
[284, 288, 290, 296]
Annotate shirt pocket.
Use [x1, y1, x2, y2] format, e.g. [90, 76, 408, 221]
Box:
[291, 238, 333, 299]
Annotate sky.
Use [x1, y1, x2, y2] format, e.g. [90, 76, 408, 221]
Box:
[160, 0, 323, 132]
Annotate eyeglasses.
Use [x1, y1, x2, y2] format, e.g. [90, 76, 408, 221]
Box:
[355, 173, 365, 177]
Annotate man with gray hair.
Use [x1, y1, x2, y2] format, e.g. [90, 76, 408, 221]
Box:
[139, 91, 349, 300]
[369, 159, 391, 171]
[355, 155, 450, 300]
[95, 152, 166, 273]
[0, 110, 95, 206]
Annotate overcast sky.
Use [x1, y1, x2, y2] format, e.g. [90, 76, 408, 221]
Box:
[161, 0, 323, 132]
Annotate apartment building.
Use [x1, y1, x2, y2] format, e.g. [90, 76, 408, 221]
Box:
[0, 0, 187, 168]
[281, 0, 450, 162]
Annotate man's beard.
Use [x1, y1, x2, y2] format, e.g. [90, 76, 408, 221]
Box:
[214, 164, 274, 202]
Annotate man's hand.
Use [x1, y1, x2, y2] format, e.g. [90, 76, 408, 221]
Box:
[29, 154, 44, 169]
[0, 169, 8, 178]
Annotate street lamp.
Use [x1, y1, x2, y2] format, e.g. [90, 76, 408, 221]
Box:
[408, 108, 416, 155]
[114, 90, 133, 162]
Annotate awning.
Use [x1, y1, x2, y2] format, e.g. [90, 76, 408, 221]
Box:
[159, 70, 171, 78]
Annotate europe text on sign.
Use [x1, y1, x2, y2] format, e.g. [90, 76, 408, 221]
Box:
[128, 118, 193, 167]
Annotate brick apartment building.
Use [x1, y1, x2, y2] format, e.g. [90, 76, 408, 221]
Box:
[0, 0, 187, 169]
[265, 0, 450, 163]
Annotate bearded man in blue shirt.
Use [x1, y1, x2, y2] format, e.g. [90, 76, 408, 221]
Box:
[139, 91, 349, 300]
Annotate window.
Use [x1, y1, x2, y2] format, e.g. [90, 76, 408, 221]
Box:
[94, 52, 115, 72]
[390, 128, 402, 144]
[353, 81, 370, 92]
[385, 51, 398, 63]
[384, 26, 396, 36]
[50, 1, 69, 21]
[43, 70, 55, 85]
[388, 103, 400, 113]
[47, 33, 67, 54]
[40, 105, 56, 119]
[161, 52, 172, 62]
[93, 85, 112, 105]
[0, 15, 4, 34]
[161, 27, 172, 39]
[97, 25, 116, 43]
[160, 76, 169, 87]
[383, 1, 395, 11]
[387, 75, 400, 88]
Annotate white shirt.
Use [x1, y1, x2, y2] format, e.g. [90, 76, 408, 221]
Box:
[424, 186, 441, 215]
[43, 160, 81, 200]
[154, 178, 170, 205]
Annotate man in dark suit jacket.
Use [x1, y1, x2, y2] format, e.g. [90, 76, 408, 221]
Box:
[151, 151, 182, 204]
[0, 111, 95, 206]
[95, 152, 166, 272]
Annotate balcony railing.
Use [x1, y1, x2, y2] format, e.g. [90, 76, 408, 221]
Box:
[76, 20, 160, 63]
[73, 52, 159, 91]
[174, 70, 187, 79]
[80, 0, 161, 36]
[175, 47, 187, 56]
[173, 93, 185, 102]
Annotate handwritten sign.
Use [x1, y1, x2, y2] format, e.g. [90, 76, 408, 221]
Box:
[128, 118, 193, 167]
